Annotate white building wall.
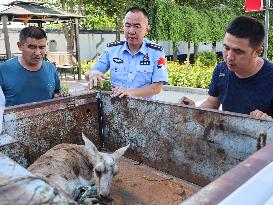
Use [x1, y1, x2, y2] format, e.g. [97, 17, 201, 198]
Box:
[79, 33, 125, 60]
[0, 30, 222, 60]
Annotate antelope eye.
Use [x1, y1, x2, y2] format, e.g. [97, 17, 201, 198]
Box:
[95, 169, 101, 177]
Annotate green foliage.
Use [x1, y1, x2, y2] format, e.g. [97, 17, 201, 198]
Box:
[44, 23, 62, 30]
[195, 51, 218, 67]
[180, 5, 205, 44]
[175, 0, 220, 10]
[266, 30, 273, 61]
[82, 4, 116, 30]
[60, 83, 69, 93]
[93, 80, 112, 91]
[148, 1, 238, 47]
[81, 60, 111, 91]
[81, 60, 96, 74]
[148, 1, 185, 43]
[38, 0, 242, 51]
[167, 62, 213, 89]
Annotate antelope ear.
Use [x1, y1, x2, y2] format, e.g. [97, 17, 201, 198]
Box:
[112, 144, 130, 162]
[82, 133, 99, 163]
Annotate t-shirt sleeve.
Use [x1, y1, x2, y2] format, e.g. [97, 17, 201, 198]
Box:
[53, 64, 61, 93]
[208, 65, 219, 97]
[152, 49, 168, 84]
[0, 64, 4, 89]
[91, 49, 110, 74]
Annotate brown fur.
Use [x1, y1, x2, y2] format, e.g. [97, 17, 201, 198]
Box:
[28, 134, 130, 200]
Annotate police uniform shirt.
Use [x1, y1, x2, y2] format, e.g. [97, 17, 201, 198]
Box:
[92, 39, 168, 94]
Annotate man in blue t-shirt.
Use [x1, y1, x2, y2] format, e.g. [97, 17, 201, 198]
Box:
[179, 16, 273, 121]
[0, 26, 64, 106]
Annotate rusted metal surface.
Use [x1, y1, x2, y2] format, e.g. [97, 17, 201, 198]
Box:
[111, 157, 199, 205]
[1, 92, 273, 204]
[0, 93, 100, 167]
[0, 153, 72, 204]
[101, 93, 273, 186]
[181, 142, 273, 205]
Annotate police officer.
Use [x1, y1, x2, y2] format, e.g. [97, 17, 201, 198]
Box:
[86, 7, 168, 99]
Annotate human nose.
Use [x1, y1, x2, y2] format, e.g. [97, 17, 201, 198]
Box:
[34, 48, 43, 55]
[226, 50, 235, 61]
[127, 26, 136, 33]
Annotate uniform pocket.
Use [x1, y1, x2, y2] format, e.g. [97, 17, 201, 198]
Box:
[110, 65, 125, 73]
[136, 65, 153, 73]
[110, 65, 126, 86]
[134, 65, 154, 87]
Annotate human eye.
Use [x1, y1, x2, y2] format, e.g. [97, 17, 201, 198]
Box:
[234, 49, 244, 55]
[125, 23, 131, 28]
[28, 45, 36, 49]
[134, 24, 141, 29]
[223, 45, 230, 51]
[39, 46, 46, 50]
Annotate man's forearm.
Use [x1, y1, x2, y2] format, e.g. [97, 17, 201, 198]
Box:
[198, 96, 220, 109]
[130, 82, 163, 97]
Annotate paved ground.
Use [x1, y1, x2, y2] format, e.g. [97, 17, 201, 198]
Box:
[61, 76, 208, 105]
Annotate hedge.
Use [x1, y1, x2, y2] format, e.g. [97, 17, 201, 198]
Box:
[80, 60, 214, 90]
[167, 61, 213, 89]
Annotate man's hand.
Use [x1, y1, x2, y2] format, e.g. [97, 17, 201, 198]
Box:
[110, 85, 132, 98]
[178, 96, 195, 106]
[250, 109, 273, 121]
[85, 70, 109, 89]
[54, 92, 71, 98]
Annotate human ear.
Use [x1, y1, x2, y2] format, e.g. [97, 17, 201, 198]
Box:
[256, 47, 263, 56]
[252, 47, 262, 57]
[145, 25, 149, 36]
[17, 42, 22, 50]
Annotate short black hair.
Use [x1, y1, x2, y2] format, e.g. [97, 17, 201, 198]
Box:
[125, 7, 148, 19]
[19, 26, 47, 42]
[226, 16, 265, 48]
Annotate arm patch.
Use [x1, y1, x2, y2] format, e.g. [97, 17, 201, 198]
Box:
[146, 43, 164, 51]
[107, 41, 125, 47]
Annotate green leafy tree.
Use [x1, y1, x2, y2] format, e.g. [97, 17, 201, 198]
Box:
[148, 0, 186, 61]
[36, 0, 83, 54]
[90, 0, 128, 41]
[82, 4, 115, 30]
[89, 0, 156, 40]
[175, 0, 220, 9]
[179, 5, 203, 62]
[205, 6, 237, 52]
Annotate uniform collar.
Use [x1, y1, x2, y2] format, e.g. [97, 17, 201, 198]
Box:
[123, 39, 148, 55]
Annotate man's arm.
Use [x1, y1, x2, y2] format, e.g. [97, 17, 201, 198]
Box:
[199, 96, 220, 109]
[85, 51, 110, 89]
[179, 95, 220, 110]
[110, 82, 163, 98]
[52, 64, 70, 98]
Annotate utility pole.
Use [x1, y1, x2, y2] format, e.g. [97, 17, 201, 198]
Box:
[264, 0, 270, 59]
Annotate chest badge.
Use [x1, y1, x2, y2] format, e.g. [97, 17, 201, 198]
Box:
[140, 53, 150, 65]
[113, 58, 123, 63]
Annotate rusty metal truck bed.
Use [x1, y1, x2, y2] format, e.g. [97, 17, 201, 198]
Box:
[0, 92, 273, 204]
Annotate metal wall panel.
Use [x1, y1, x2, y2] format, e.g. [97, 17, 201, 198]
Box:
[101, 94, 273, 186]
[0, 93, 100, 167]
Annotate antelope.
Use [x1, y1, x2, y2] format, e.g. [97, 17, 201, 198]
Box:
[28, 133, 130, 201]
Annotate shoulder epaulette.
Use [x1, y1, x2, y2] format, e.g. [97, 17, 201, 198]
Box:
[107, 41, 125, 47]
[146, 43, 164, 51]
